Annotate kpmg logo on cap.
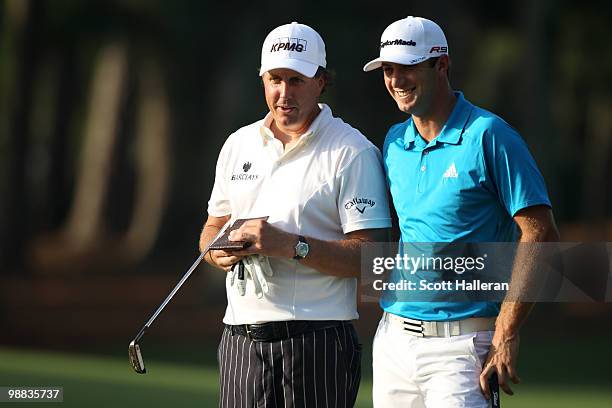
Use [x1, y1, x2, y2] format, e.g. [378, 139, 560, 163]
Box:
[380, 39, 416, 49]
[270, 37, 307, 53]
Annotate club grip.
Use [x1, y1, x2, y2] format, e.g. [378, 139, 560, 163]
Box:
[236, 261, 246, 296]
[488, 372, 500, 407]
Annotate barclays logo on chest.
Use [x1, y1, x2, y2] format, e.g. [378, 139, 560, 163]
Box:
[231, 161, 260, 181]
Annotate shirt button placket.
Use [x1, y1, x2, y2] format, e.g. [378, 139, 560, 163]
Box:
[417, 150, 429, 193]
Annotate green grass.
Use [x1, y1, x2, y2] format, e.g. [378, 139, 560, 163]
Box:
[0, 346, 611, 407]
[0, 347, 217, 407]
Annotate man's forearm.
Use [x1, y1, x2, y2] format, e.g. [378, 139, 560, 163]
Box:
[498, 240, 541, 332]
[199, 224, 221, 268]
[199, 215, 230, 269]
[498, 206, 560, 334]
[296, 228, 389, 278]
[227, 220, 389, 279]
[495, 301, 534, 338]
[298, 236, 366, 278]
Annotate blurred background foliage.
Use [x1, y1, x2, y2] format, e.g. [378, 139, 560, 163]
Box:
[0, 0, 611, 406]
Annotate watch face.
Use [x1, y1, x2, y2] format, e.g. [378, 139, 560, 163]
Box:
[295, 241, 309, 258]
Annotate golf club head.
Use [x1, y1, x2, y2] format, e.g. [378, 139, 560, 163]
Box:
[128, 340, 146, 374]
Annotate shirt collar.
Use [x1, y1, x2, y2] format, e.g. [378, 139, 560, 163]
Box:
[403, 91, 473, 149]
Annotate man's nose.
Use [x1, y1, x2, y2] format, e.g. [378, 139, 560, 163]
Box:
[389, 71, 404, 89]
[279, 81, 290, 98]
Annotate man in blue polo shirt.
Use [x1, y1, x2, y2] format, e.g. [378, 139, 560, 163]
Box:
[363, 16, 559, 407]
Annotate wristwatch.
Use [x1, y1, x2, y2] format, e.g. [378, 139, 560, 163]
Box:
[293, 235, 309, 260]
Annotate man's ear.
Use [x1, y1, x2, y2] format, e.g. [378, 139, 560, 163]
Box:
[318, 75, 325, 90]
[438, 55, 451, 77]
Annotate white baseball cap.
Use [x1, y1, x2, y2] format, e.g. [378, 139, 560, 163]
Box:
[259, 22, 326, 78]
[363, 16, 448, 72]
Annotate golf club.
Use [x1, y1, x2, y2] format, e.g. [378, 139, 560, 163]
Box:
[489, 372, 500, 408]
[128, 219, 231, 374]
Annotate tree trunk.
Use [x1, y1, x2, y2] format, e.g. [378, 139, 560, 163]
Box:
[1, 0, 43, 275]
[115, 59, 170, 262]
[29, 44, 128, 272]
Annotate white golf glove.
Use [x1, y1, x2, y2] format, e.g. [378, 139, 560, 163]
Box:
[243, 255, 274, 298]
[229, 255, 273, 298]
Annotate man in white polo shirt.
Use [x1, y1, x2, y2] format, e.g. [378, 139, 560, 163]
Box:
[199, 22, 391, 407]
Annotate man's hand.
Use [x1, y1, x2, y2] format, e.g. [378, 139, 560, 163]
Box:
[228, 219, 294, 259]
[210, 249, 245, 272]
[479, 330, 521, 398]
[200, 214, 247, 272]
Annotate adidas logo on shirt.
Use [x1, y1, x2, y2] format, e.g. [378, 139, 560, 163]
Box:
[443, 162, 458, 179]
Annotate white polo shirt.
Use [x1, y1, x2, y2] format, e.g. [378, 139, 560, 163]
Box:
[208, 104, 391, 324]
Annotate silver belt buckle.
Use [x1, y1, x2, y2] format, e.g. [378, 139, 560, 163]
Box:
[244, 324, 252, 339]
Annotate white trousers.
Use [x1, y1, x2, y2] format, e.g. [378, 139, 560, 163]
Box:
[372, 315, 493, 408]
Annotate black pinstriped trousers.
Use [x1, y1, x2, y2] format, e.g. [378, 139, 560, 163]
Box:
[217, 322, 362, 408]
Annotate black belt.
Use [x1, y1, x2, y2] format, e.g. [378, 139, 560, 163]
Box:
[227, 320, 348, 342]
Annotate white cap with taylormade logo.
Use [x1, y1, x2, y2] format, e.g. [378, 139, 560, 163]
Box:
[260, 22, 326, 78]
[363, 16, 448, 72]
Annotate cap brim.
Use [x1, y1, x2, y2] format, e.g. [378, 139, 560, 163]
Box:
[259, 58, 319, 78]
[363, 54, 431, 72]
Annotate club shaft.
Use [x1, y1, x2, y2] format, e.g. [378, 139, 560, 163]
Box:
[143, 252, 205, 330]
[133, 220, 231, 342]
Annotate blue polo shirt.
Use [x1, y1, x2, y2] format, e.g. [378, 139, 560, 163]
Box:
[382, 91, 552, 321]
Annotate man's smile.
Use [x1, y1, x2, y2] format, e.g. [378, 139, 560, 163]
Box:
[394, 87, 416, 99]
